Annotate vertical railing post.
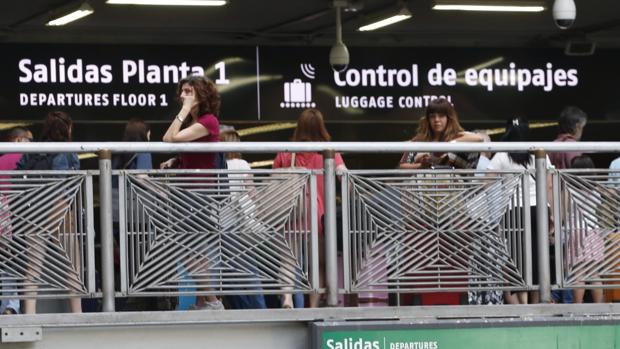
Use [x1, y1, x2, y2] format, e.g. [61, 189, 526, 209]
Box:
[534, 149, 552, 303]
[99, 149, 115, 312]
[323, 149, 339, 307]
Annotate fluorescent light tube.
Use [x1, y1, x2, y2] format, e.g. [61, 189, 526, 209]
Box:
[46, 3, 94, 26]
[433, 4, 544, 12]
[358, 8, 412, 31]
[432, 1, 545, 12]
[106, 0, 227, 5]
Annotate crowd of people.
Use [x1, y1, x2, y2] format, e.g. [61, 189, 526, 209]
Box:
[0, 74, 616, 314]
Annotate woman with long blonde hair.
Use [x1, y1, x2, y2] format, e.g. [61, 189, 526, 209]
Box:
[399, 98, 481, 169]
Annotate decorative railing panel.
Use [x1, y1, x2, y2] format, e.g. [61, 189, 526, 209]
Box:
[0, 171, 95, 299]
[118, 169, 319, 296]
[554, 170, 620, 288]
[342, 170, 532, 293]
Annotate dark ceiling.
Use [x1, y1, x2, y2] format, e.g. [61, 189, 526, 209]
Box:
[0, 0, 619, 48]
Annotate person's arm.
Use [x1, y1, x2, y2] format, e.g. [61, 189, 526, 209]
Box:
[443, 132, 483, 168]
[402, 152, 433, 169]
[398, 151, 418, 169]
[453, 132, 483, 142]
[163, 121, 209, 143]
[160, 157, 178, 169]
[163, 103, 191, 142]
[398, 162, 426, 169]
[397, 151, 430, 169]
[162, 90, 208, 142]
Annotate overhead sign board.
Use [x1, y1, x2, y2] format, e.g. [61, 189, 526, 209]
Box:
[2, 44, 618, 122]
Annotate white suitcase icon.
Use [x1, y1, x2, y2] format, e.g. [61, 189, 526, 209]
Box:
[284, 79, 312, 103]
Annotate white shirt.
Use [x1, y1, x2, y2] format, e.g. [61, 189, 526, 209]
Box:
[225, 158, 256, 221]
[486, 152, 553, 207]
[226, 158, 251, 193]
[226, 158, 251, 171]
[475, 154, 491, 173]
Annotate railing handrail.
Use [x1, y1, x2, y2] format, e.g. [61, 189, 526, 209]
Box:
[1, 141, 620, 154]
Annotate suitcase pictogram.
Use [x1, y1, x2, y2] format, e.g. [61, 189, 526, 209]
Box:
[284, 79, 312, 103]
[280, 78, 316, 109]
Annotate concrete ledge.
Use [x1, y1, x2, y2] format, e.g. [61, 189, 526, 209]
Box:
[2, 304, 620, 328]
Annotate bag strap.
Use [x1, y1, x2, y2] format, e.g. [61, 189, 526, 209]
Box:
[122, 154, 138, 170]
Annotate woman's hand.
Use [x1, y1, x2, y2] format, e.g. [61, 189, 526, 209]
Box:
[442, 153, 468, 168]
[181, 91, 197, 112]
[415, 153, 433, 168]
[160, 157, 178, 169]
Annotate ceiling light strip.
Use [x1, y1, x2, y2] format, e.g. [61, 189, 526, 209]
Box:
[432, 4, 545, 12]
[106, 0, 227, 6]
[46, 4, 94, 26]
[359, 14, 412, 31]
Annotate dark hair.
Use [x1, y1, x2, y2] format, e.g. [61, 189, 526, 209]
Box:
[122, 118, 150, 142]
[558, 106, 587, 135]
[292, 108, 331, 142]
[220, 130, 242, 160]
[501, 117, 531, 166]
[413, 98, 464, 142]
[6, 127, 31, 141]
[176, 75, 221, 127]
[570, 155, 595, 169]
[40, 111, 72, 142]
[117, 118, 150, 168]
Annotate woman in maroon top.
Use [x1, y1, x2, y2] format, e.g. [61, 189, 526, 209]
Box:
[162, 75, 220, 168]
[162, 75, 223, 310]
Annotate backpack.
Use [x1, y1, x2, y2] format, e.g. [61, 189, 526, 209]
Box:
[17, 153, 53, 171]
[213, 152, 229, 197]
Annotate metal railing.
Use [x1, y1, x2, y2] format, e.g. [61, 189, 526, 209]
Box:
[342, 169, 533, 293]
[553, 169, 620, 289]
[2, 141, 620, 310]
[117, 169, 319, 296]
[0, 170, 95, 299]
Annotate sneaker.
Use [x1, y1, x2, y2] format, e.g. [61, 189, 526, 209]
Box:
[190, 300, 225, 311]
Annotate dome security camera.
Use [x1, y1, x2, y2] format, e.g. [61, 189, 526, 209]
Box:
[552, 0, 576, 30]
[329, 41, 349, 73]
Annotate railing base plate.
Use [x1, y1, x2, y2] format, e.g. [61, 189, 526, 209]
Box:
[1, 326, 42, 343]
